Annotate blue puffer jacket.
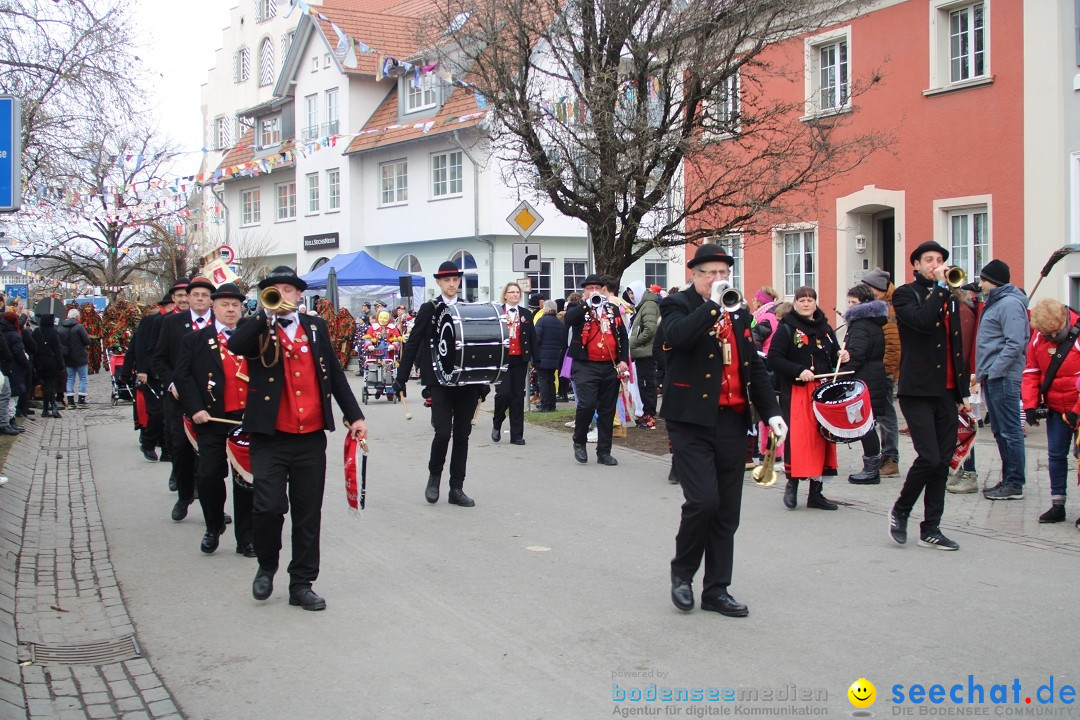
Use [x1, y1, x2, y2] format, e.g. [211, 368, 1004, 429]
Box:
[533, 312, 567, 370]
[975, 283, 1029, 382]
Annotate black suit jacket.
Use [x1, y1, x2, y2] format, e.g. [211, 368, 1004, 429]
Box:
[396, 299, 441, 387]
[501, 305, 538, 364]
[659, 289, 780, 429]
[228, 312, 363, 436]
[563, 300, 629, 364]
[134, 311, 164, 377]
[153, 311, 212, 391]
[174, 324, 237, 421]
[892, 277, 968, 401]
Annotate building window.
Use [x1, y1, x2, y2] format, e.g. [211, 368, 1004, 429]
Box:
[241, 188, 261, 226]
[405, 75, 439, 113]
[450, 250, 479, 302]
[214, 116, 232, 151]
[644, 262, 667, 291]
[380, 159, 408, 206]
[431, 150, 463, 198]
[783, 230, 815, 295]
[327, 168, 340, 211]
[276, 181, 296, 221]
[234, 47, 251, 83]
[949, 2, 986, 83]
[325, 88, 339, 135]
[397, 254, 422, 273]
[804, 27, 850, 116]
[280, 31, 293, 69]
[259, 37, 275, 87]
[311, 56, 319, 73]
[306, 173, 319, 214]
[259, 116, 281, 147]
[256, 0, 276, 22]
[947, 208, 989, 279]
[563, 260, 587, 297]
[303, 94, 318, 141]
[706, 72, 740, 138]
[711, 235, 744, 289]
[526, 260, 553, 301]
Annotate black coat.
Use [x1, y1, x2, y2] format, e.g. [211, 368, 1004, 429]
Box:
[767, 309, 841, 414]
[500, 304, 538, 364]
[659, 288, 780, 429]
[396, 299, 444, 387]
[174, 324, 242, 421]
[533, 312, 567, 370]
[134, 311, 166, 377]
[839, 300, 888, 408]
[563, 300, 629, 364]
[228, 312, 363, 436]
[0, 319, 29, 395]
[153, 310, 212, 392]
[58, 318, 91, 368]
[31, 325, 65, 380]
[892, 275, 968, 401]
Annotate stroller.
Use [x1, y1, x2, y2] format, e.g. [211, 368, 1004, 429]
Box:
[361, 341, 398, 404]
[106, 346, 136, 406]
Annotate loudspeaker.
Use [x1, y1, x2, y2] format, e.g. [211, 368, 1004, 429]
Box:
[398, 275, 413, 298]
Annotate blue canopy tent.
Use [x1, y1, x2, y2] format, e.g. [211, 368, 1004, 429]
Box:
[300, 251, 425, 313]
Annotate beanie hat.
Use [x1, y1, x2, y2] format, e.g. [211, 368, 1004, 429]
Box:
[979, 259, 1010, 287]
[861, 267, 891, 292]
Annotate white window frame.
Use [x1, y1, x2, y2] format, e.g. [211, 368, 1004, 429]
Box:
[275, 181, 296, 222]
[933, 195, 992, 279]
[705, 71, 740, 140]
[303, 94, 318, 141]
[235, 47, 251, 83]
[927, 0, 991, 93]
[323, 53, 331, 69]
[644, 261, 668, 291]
[405, 75, 439, 113]
[327, 168, 341, 212]
[256, 0, 276, 23]
[259, 115, 281, 148]
[712, 234, 744, 289]
[430, 150, 463, 199]
[214, 116, 232, 151]
[325, 88, 339, 135]
[526, 260, 554, 301]
[397, 254, 422, 274]
[774, 224, 817, 297]
[258, 36, 275, 87]
[306, 172, 320, 214]
[803, 26, 851, 119]
[241, 188, 261, 226]
[379, 159, 408, 207]
[311, 56, 319, 73]
[563, 259, 587, 297]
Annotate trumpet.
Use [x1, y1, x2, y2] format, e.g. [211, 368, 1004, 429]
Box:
[260, 286, 298, 313]
[712, 280, 744, 312]
[945, 267, 967, 288]
[751, 431, 779, 487]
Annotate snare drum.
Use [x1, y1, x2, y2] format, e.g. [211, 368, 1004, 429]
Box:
[430, 303, 508, 386]
[811, 379, 875, 443]
[226, 427, 254, 490]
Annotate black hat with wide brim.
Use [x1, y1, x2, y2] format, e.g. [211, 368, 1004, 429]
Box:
[581, 274, 605, 288]
[169, 277, 190, 294]
[157, 294, 174, 306]
[433, 261, 464, 279]
[909, 240, 950, 265]
[687, 243, 735, 269]
[258, 265, 308, 291]
[211, 282, 246, 301]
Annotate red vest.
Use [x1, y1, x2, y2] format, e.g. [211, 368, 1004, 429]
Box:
[506, 306, 523, 356]
[220, 331, 249, 413]
[583, 312, 617, 362]
[715, 316, 746, 411]
[275, 330, 325, 434]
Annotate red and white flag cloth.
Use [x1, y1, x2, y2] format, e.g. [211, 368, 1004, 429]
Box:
[343, 434, 368, 516]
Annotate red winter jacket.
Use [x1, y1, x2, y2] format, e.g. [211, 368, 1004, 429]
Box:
[1021, 309, 1080, 414]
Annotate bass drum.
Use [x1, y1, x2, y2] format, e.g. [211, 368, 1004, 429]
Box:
[811, 379, 875, 443]
[430, 303, 508, 386]
[226, 427, 254, 490]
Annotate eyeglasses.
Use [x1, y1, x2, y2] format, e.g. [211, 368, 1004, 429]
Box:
[693, 269, 729, 278]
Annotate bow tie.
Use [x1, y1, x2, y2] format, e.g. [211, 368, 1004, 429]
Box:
[223, 328, 233, 337]
[277, 318, 293, 329]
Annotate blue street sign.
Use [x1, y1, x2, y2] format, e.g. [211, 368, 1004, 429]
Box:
[0, 96, 21, 212]
[4, 284, 28, 304]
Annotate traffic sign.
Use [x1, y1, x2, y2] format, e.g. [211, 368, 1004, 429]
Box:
[513, 242, 542, 273]
[0, 96, 21, 212]
[218, 244, 235, 264]
[4, 284, 27, 304]
[506, 200, 543, 239]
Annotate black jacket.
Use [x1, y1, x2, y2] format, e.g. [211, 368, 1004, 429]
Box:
[0, 318, 28, 395]
[533, 312, 566, 370]
[892, 274, 968, 401]
[659, 288, 780, 429]
[228, 312, 363, 436]
[134, 311, 167, 377]
[58, 318, 92, 368]
[501, 304, 538, 364]
[153, 310, 212, 392]
[396, 299, 443, 387]
[563, 300, 629, 364]
[174, 324, 242, 424]
[767, 309, 841, 414]
[31, 324, 64, 380]
[840, 300, 888, 408]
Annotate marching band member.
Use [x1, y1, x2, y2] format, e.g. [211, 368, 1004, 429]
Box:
[153, 276, 215, 522]
[661, 244, 785, 616]
[492, 282, 537, 445]
[565, 274, 629, 466]
[889, 241, 968, 551]
[174, 282, 255, 557]
[394, 261, 482, 507]
[133, 291, 178, 462]
[229, 266, 366, 610]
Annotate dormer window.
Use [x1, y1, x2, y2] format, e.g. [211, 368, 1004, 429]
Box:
[260, 115, 281, 148]
[405, 75, 439, 114]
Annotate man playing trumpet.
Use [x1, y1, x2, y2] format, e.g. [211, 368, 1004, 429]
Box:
[660, 244, 785, 617]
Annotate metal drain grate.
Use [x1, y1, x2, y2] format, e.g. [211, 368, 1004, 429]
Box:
[24, 636, 141, 666]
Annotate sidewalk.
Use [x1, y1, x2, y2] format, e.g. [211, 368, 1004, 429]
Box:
[2, 373, 1078, 719]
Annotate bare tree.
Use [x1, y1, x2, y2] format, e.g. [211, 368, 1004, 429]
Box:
[425, 0, 890, 278]
[228, 232, 282, 292]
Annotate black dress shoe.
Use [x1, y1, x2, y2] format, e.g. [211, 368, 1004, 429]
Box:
[236, 543, 257, 558]
[252, 569, 274, 600]
[168, 475, 177, 492]
[668, 467, 679, 484]
[0, 426, 19, 436]
[596, 454, 618, 466]
[200, 529, 221, 554]
[171, 499, 191, 522]
[510, 438, 526, 445]
[491, 427, 501, 442]
[425, 474, 440, 504]
[160, 449, 173, 463]
[783, 479, 798, 510]
[701, 592, 749, 617]
[448, 488, 475, 507]
[670, 572, 694, 611]
[289, 587, 326, 611]
[573, 443, 587, 464]
[141, 446, 158, 462]
[224, 512, 232, 525]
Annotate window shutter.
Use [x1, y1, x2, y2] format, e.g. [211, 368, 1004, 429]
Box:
[232, 51, 239, 82]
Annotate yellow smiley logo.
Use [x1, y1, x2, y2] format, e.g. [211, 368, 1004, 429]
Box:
[848, 678, 876, 709]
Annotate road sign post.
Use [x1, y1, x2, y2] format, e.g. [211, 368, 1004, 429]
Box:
[0, 96, 22, 213]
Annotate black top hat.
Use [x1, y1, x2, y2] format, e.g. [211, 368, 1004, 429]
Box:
[581, 274, 605, 288]
[258, 265, 308, 291]
[185, 276, 217, 294]
[687, 244, 735, 269]
[157, 293, 174, 306]
[433, 261, 464, 279]
[169, 277, 190, 294]
[211, 282, 246, 301]
[909, 240, 950, 265]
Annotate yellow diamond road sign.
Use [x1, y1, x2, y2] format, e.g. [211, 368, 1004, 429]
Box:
[507, 200, 544, 239]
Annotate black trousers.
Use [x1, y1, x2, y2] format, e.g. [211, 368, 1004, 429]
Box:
[250, 430, 327, 589]
[635, 356, 657, 417]
[493, 356, 529, 440]
[428, 384, 480, 486]
[668, 409, 747, 597]
[571, 360, 619, 456]
[138, 382, 164, 450]
[536, 367, 557, 411]
[163, 394, 197, 503]
[895, 395, 957, 533]
[194, 423, 253, 546]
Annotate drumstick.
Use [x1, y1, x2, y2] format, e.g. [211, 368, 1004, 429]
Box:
[207, 416, 243, 426]
[831, 339, 848, 383]
[399, 394, 413, 420]
[812, 370, 854, 379]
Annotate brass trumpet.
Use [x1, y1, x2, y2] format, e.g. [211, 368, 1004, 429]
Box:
[712, 280, 744, 313]
[752, 431, 779, 487]
[945, 266, 967, 288]
[260, 286, 298, 313]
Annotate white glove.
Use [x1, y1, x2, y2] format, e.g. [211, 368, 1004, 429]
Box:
[709, 280, 727, 305]
[768, 416, 788, 443]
